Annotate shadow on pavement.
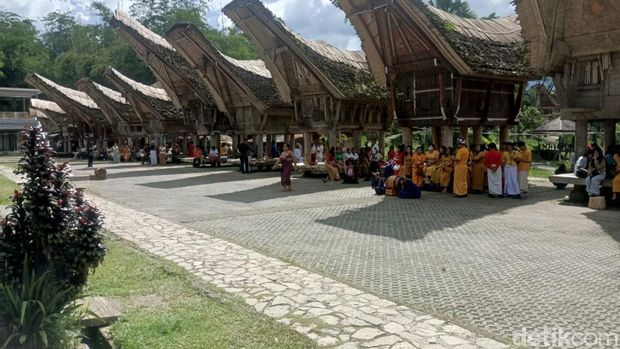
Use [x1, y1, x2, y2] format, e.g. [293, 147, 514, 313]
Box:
[207, 177, 366, 203]
[316, 184, 562, 242]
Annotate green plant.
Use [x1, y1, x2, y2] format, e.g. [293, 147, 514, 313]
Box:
[0, 127, 106, 298]
[0, 261, 81, 349]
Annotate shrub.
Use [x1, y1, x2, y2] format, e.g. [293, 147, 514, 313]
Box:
[0, 263, 82, 349]
[0, 127, 106, 297]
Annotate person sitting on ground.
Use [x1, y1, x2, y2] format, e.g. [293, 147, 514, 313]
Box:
[323, 147, 341, 182]
[398, 178, 421, 199]
[412, 146, 426, 187]
[586, 146, 607, 197]
[193, 146, 204, 168]
[393, 144, 405, 176]
[208, 146, 219, 167]
[371, 171, 386, 195]
[342, 160, 359, 184]
[387, 146, 395, 161]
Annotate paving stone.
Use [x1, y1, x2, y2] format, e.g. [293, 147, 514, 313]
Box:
[41, 163, 619, 349]
[317, 336, 337, 347]
[383, 322, 406, 334]
[319, 315, 340, 326]
[390, 343, 416, 349]
[440, 335, 470, 346]
[264, 305, 289, 318]
[352, 328, 385, 340]
[361, 335, 402, 347]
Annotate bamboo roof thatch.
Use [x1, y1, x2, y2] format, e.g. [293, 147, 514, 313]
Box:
[30, 98, 65, 115]
[77, 79, 140, 124]
[223, 0, 386, 101]
[334, 0, 533, 84]
[111, 10, 215, 108]
[24, 73, 106, 125]
[531, 116, 575, 134]
[104, 67, 182, 121]
[166, 23, 287, 112]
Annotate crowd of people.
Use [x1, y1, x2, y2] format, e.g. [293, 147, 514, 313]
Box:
[574, 143, 620, 201]
[368, 139, 534, 199]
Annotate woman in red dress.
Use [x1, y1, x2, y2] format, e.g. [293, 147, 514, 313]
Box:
[393, 144, 405, 176]
[274, 143, 295, 191]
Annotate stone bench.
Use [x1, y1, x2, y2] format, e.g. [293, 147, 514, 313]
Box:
[549, 173, 613, 202]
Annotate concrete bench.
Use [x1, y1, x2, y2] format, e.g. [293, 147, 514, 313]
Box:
[549, 173, 613, 202]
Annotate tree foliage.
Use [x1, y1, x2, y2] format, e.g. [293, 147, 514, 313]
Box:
[0, 0, 258, 90]
[429, 0, 477, 18]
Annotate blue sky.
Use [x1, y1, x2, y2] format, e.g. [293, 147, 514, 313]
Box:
[2, 0, 515, 50]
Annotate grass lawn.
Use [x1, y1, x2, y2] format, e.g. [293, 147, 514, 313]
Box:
[0, 173, 19, 205]
[86, 237, 315, 349]
[529, 167, 553, 179]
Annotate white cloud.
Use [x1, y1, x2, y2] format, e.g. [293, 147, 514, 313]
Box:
[2, 0, 515, 50]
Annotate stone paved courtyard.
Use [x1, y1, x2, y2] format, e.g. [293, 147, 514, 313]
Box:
[68, 162, 619, 347]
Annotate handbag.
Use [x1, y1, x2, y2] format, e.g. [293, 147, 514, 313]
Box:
[576, 169, 588, 178]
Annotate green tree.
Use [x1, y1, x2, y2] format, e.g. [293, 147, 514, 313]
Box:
[429, 0, 477, 18]
[41, 11, 77, 60]
[0, 10, 50, 87]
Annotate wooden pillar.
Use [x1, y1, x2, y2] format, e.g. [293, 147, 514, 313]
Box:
[328, 129, 338, 149]
[303, 131, 312, 163]
[255, 134, 264, 159]
[604, 120, 616, 148]
[574, 120, 588, 164]
[182, 136, 188, 155]
[473, 125, 483, 145]
[433, 126, 442, 148]
[499, 125, 510, 144]
[459, 126, 468, 140]
[401, 126, 412, 147]
[378, 131, 386, 155]
[232, 134, 239, 156]
[266, 134, 273, 157]
[441, 126, 453, 148]
[353, 130, 362, 150]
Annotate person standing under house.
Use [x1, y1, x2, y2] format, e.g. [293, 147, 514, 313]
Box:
[516, 141, 532, 195]
[424, 145, 439, 184]
[87, 143, 95, 168]
[439, 146, 453, 193]
[274, 143, 295, 191]
[237, 140, 250, 174]
[470, 144, 486, 194]
[502, 142, 521, 198]
[401, 146, 413, 179]
[316, 141, 324, 163]
[453, 139, 469, 197]
[294, 143, 303, 163]
[158, 144, 167, 166]
[412, 146, 426, 187]
[485, 143, 503, 198]
[111, 143, 120, 163]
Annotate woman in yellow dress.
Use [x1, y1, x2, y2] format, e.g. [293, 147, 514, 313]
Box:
[471, 144, 486, 194]
[401, 146, 413, 179]
[453, 139, 470, 197]
[439, 146, 454, 193]
[424, 144, 439, 185]
[412, 146, 426, 187]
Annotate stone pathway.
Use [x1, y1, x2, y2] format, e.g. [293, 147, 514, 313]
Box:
[93, 197, 507, 349]
[0, 166, 508, 348]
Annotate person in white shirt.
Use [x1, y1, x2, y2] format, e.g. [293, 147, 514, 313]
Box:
[208, 146, 219, 167]
[316, 142, 324, 163]
[294, 143, 303, 163]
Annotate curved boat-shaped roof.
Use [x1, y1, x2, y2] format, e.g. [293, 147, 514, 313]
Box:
[166, 23, 287, 112]
[77, 79, 140, 124]
[223, 0, 386, 101]
[111, 10, 215, 108]
[334, 0, 532, 85]
[103, 67, 181, 121]
[24, 73, 105, 125]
